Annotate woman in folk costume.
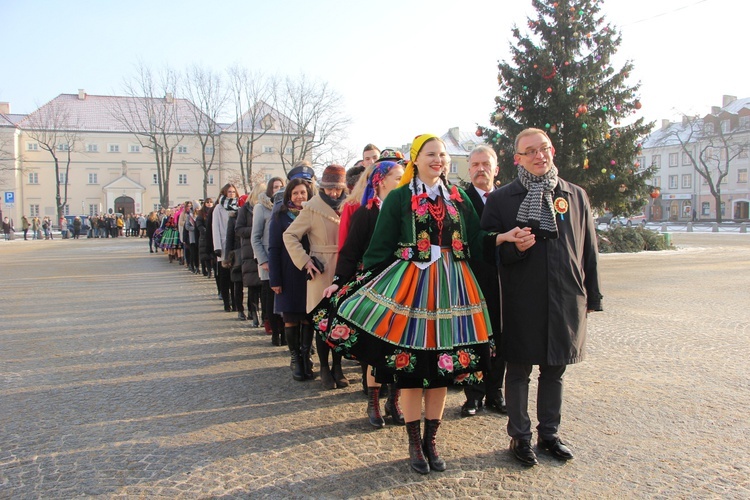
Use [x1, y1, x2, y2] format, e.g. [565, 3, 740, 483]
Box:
[159, 209, 181, 262]
[318, 158, 405, 428]
[327, 134, 529, 474]
[283, 164, 349, 390]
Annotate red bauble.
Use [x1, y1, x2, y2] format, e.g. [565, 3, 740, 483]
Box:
[546, 87, 553, 93]
[577, 104, 588, 115]
[650, 189, 660, 199]
[476, 128, 483, 137]
[634, 100, 642, 110]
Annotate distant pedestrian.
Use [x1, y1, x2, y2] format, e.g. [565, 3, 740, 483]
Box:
[2, 217, 10, 240]
[21, 216, 29, 240]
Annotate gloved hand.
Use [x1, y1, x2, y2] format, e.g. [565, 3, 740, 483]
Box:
[214, 249, 222, 258]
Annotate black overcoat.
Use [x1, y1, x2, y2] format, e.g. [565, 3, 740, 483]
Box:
[268, 205, 308, 315]
[235, 202, 261, 288]
[481, 177, 602, 366]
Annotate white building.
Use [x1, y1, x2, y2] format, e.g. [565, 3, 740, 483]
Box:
[642, 95, 750, 221]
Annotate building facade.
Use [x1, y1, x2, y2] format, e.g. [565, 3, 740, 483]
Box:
[0, 91, 308, 223]
[642, 95, 750, 222]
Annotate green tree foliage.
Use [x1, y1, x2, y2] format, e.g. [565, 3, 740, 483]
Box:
[479, 0, 655, 215]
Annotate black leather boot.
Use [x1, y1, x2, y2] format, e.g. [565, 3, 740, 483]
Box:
[406, 420, 429, 474]
[331, 352, 349, 388]
[316, 337, 335, 390]
[366, 387, 385, 428]
[300, 323, 315, 380]
[285, 326, 304, 381]
[384, 384, 405, 425]
[422, 418, 446, 472]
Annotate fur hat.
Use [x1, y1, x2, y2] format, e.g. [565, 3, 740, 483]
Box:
[319, 164, 347, 190]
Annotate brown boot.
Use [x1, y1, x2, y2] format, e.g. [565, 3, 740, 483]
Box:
[422, 418, 446, 472]
[406, 420, 429, 474]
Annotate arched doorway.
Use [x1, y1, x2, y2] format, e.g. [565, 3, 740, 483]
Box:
[114, 195, 135, 215]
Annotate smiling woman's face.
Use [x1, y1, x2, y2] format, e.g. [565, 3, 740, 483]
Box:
[415, 140, 449, 186]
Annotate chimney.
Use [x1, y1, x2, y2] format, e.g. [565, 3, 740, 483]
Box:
[0, 102, 9, 114]
[661, 119, 671, 130]
[165, 92, 174, 104]
[711, 106, 721, 115]
[722, 95, 737, 107]
[78, 89, 86, 100]
[449, 127, 459, 142]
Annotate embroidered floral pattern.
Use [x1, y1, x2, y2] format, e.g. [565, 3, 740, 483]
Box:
[453, 371, 484, 385]
[451, 230, 466, 259]
[396, 247, 414, 260]
[312, 309, 328, 332]
[329, 324, 351, 341]
[387, 350, 416, 372]
[416, 230, 430, 259]
[436, 348, 480, 376]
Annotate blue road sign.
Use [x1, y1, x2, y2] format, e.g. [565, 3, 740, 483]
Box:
[4, 192, 14, 204]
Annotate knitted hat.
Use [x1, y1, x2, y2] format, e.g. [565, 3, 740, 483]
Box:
[346, 161, 365, 191]
[319, 164, 347, 190]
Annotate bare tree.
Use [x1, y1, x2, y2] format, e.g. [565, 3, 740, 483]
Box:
[662, 114, 749, 223]
[0, 125, 20, 187]
[23, 98, 80, 223]
[183, 64, 228, 199]
[227, 66, 275, 192]
[111, 62, 185, 209]
[273, 75, 351, 173]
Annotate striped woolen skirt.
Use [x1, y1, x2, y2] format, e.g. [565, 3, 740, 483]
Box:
[159, 227, 181, 249]
[326, 249, 490, 388]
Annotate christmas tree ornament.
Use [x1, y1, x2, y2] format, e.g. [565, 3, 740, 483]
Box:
[519, 106, 524, 111]
[582, 138, 587, 143]
[610, 160, 616, 165]
[577, 104, 588, 114]
[601, 168, 607, 173]
[550, 125, 558, 133]
[602, 105, 608, 111]
[619, 184, 627, 193]
[609, 174, 616, 180]
[545, 123, 551, 128]
[547, 87, 553, 93]
[634, 100, 642, 109]
[476, 128, 483, 137]
[583, 158, 590, 169]
[582, 123, 588, 129]
[650, 189, 660, 199]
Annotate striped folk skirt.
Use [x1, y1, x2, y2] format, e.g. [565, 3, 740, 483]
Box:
[159, 227, 181, 249]
[319, 249, 490, 388]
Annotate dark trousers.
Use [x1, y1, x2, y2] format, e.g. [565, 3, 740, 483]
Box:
[217, 265, 233, 310]
[464, 351, 505, 404]
[505, 363, 566, 441]
[233, 281, 244, 313]
[260, 280, 274, 322]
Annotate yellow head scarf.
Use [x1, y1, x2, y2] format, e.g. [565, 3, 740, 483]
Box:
[397, 133, 440, 188]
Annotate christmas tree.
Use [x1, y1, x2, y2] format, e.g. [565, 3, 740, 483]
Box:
[479, 0, 655, 216]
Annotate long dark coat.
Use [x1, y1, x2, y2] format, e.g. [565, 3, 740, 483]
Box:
[235, 202, 261, 288]
[268, 204, 308, 315]
[481, 177, 603, 366]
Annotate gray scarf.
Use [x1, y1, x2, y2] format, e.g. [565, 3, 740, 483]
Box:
[516, 164, 559, 238]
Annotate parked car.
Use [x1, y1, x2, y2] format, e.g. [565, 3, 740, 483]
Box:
[63, 215, 91, 235]
[595, 212, 615, 225]
[611, 214, 647, 227]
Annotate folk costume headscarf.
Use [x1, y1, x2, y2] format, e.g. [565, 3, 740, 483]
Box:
[397, 133, 440, 188]
[361, 160, 400, 208]
[516, 163, 559, 238]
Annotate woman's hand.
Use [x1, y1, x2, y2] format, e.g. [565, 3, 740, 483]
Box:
[305, 258, 321, 280]
[271, 286, 282, 294]
[323, 284, 339, 298]
[260, 262, 269, 272]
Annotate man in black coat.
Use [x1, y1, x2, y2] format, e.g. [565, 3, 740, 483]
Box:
[482, 128, 603, 466]
[459, 145, 507, 418]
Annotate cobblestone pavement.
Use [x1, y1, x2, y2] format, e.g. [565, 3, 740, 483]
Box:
[1, 234, 749, 499]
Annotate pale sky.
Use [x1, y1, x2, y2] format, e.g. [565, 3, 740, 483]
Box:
[1, 0, 745, 163]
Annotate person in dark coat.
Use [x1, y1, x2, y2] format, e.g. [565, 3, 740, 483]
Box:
[268, 178, 312, 382]
[481, 127, 603, 466]
[195, 199, 215, 278]
[460, 145, 507, 418]
[235, 184, 266, 331]
[225, 196, 245, 320]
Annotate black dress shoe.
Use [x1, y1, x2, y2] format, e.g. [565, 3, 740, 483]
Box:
[460, 400, 479, 418]
[510, 438, 538, 466]
[237, 312, 247, 321]
[485, 396, 507, 414]
[537, 437, 574, 460]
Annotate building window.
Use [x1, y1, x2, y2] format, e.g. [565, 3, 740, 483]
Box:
[62, 204, 70, 216]
[740, 148, 748, 159]
[89, 204, 99, 216]
[636, 156, 645, 169]
[739, 169, 748, 183]
[702, 202, 710, 216]
[108, 144, 120, 153]
[58, 172, 67, 184]
[263, 146, 274, 154]
[177, 145, 188, 154]
[153, 204, 160, 212]
[720, 202, 726, 216]
[652, 177, 661, 188]
[28, 172, 39, 184]
[668, 175, 678, 189]
[29, 204, 40, 217]
[178, 174, 188, 185]
[740, 116, 750, 129]
[27, 142, 38, 151]
[650, 155, 661, 168]
[87, 143, 99, 153]
[153, 173, 158, 185]
[450, 162, 458, 174]
[669, 153, 678, 167]
[208, 174, 214, 185]
[681, 174, 691, 189]
[682, 151, 692, 165]
[129, 144, 141, 153]
[704, 122, 715, 134]
[285, 147, 293, 155]
[88, 173, 98, 184]
[57, 143, 70, 152]
[205, 146, 214, 155]
[720, 120, 729, 133]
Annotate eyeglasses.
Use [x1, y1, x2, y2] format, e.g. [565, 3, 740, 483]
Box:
[517, 145, 552, 157]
